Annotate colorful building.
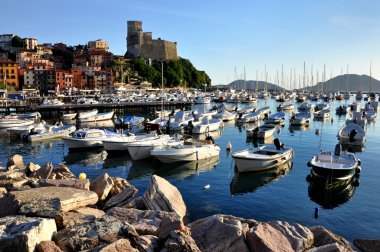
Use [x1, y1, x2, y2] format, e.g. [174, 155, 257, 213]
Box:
[0, 61, 20, 90]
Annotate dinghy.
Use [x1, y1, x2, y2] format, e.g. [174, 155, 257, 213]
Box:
[338, 123, 366, 146]
[290, 112, 311, 126]
[29, 125, 76, 142]
[232, 138, 294, 172]
[246, 125, 276, 139]
[264, 112, 285, 124]
[314, 109, 330, 119]
[192, 117, 222, 134]
[78, 111, 114, 123]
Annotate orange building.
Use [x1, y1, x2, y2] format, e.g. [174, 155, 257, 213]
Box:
[71, 69, 82, 89]
[0, 61, 20, 90]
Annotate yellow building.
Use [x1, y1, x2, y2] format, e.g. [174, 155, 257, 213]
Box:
[88, 39, 109, 51]
[0, 61, 19, 90]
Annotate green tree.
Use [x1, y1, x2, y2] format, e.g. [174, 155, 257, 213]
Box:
[11, 36, 24, 48]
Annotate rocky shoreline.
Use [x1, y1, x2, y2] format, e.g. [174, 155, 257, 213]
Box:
[0, 154, 378, 252]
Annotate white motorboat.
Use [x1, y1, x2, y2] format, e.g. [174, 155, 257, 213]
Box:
[168, 111, 194, 131]
[236, 106, 256, 115]
[0, 118, 35, 129]
[277, 103, 294, 111]
[192, 117, 222, 134]
[346, 111, 367, 129]
[237, 111, 261, 123]
[126, 136, 182, 160]
[264, 112, 285, 124]
[338, 122, 366, 146]
[194, 108, 217, 121]
[298, 102, 313, 113]
[145, 117, 169, 131]
[314, 103, 330, 112]
[13, 112, 41, 119]
[232, 138, 294, 172]
[102, 133, 165, 152]
[314, 109, 330, 119]
[28, 125, 76, 142]
[307, 144, 360, 180]
[40, 98, 65, 106]
[62, 113, 77, 120]
[151, 140, 220, 163]
[246, 124, 276, 139]
[363, 110, 377, 121]
[257, 106, 271, 119]
[212, 110, 236, 121]
[7, 121, 47, 136]
[194, 96, 211, 104]
[77, 109, 98, 119]
[62, 128, 117, 149]
[78, 111, 115, 123]
[290, 112, 311, 126]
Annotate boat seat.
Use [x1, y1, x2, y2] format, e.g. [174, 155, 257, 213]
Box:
[334, 144, 342, 156]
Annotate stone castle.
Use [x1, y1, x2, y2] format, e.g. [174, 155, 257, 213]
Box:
[126, 21, 178, 61]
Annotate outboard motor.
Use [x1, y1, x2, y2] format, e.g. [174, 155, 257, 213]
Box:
[274, 138, 284, 150]
[205, 135, 215, 144]
[239, 113, 243, 119]
[349, 129, 358, 143]
[264, 113, 269, 119]
[334, 144, 342, 156]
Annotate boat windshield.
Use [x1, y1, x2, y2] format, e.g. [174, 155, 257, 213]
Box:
[72, 131, 86, 138]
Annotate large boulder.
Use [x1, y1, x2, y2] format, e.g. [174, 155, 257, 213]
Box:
[110, 177, 135, 197]
[353, 239, 380, 252]
[42, 179, 90, 190]
[0, 169, 26, 180]
[55, 211, 98, 229]
[107, 207, 186, 237]
[308, 242, 349, 252]
[72, 207, 105, 218]
[97, 239, 138, 252]
[270, 221, 314, 251]
[6, 154, 26, 170]
[10, 186, 99, 212]
[0, 194, 20, 217]
[20, 198, 61, 218]
[188, 215, 249, 252]
[38, 241, 63, 252]
[51, 163, 76, 180]
[143, 175, 187, 219]
[54, 215, 138, 251]
[0, 216, 57, 252]
[163, 230, 201, 252]
[310, 226, 353, 251]
[247, 222, 294, 252]
[0, 176, 28, 189]
[104, 186, 138, 209]
[90, 173, 114, 201]
[30, 162, 53, 180]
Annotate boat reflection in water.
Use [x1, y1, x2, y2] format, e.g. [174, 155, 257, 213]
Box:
[288, 125, 311, 133]
[127, 159, 155, 180]
[103, 154, 132, 169]
[341, 144, 366, 153]
[230, 161, 293, 195]
[155, 156, 220, 180]
[307, 174, 359, 209]
[63, 149, 107, 166]
[246, 135, 275, 145]
[192, 130, 222, 141]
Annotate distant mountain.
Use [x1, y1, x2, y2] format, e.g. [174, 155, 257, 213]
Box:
[216, 80, 284, 91]
[216, 74, 380, 92]
[304, 74, 380, 92]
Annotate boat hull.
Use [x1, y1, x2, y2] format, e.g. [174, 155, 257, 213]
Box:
[233, 150, 293, 172]
[62, 138, 104, 149]
[152, 146, 220, 163]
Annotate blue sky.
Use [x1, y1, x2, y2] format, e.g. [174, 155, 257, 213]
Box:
[3, 0, 380, 86]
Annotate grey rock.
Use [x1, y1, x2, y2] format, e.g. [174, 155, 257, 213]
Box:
[189, 215, 249, 252]
[97, 239, 139, 252]
[42, 179, 90, 190]
[37, 240, 63, 252]
[310, 226, 353, 251]
[19, 198, 62, 218]
[143, 175, 187, 219]
[72, 207, 105, 218]
[308, 242, 348, 252]
[52, 164, 75, 180]
[135, 235, 158, 252]
[104, 186, 138, 209]
[0, 194, 20, 217]
[0, 187, 7, 197]
[353, 239, 380, 252]
[54, 215, 138, 251]
[90, 173, 114, 201]
[0, 177, 28, 189]
[110, 177, 136, 197]
[163, 231, 201, 252]
[6, 154, 26, 170]
[30, 162, 53, 180]
[0, 215, 57, 252]
[26, 162, 41, 175]
[10, 186, 99, 212]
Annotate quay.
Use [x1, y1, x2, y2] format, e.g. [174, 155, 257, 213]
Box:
[0, 101, 194, 116]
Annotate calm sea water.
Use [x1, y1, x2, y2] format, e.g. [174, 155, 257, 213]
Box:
[1, 97, 379, 241]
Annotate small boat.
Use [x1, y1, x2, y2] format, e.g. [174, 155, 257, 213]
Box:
[289, 112, 311, 126]
[7, 121, 47, 136]
[277, 103, 294, 111]
[246, 124, 276, 139]
[102, 133, 162, 152]
[264, 112, 285, 124]
[192, 117, 222, 134]
[314, 103, 330, 112]
[126, 136, 182, 160]
[338, 123, 366, 146]
[298, 102, 313, 112]
[0, 119, 35, 129]
[237, 111, 261, 123]
[13, 112, 41, 119]
[115, 115, 145, 129]
[363, 109, 376, 121]
[151, 139, 220, 163]
[194, 96, 211, 104]
[40, 98, 65, 106]
[78, 111, 115, 123]
[212, 110, 236, 122]
[62, 128, 118, 150]
[28, 125, 76, 142]
[307, 144, 360, 180]
[236, 106, 256, 115]
[62, 113, 77, 120]
[144, 117, 169, 131]
[314, 109, 330, 119]
[168, 111, 194, 131]
[232, 138, 294, 172]
[257, 106, 271, 119]
[77, 109, 98, 119]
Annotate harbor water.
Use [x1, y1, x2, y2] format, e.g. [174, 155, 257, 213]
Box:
[1, 97, 379, 241]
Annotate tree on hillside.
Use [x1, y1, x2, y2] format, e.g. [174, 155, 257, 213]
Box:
[11, 36, 25, 48]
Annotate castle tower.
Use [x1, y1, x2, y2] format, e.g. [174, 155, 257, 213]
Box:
[126, 21, 144, 57]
